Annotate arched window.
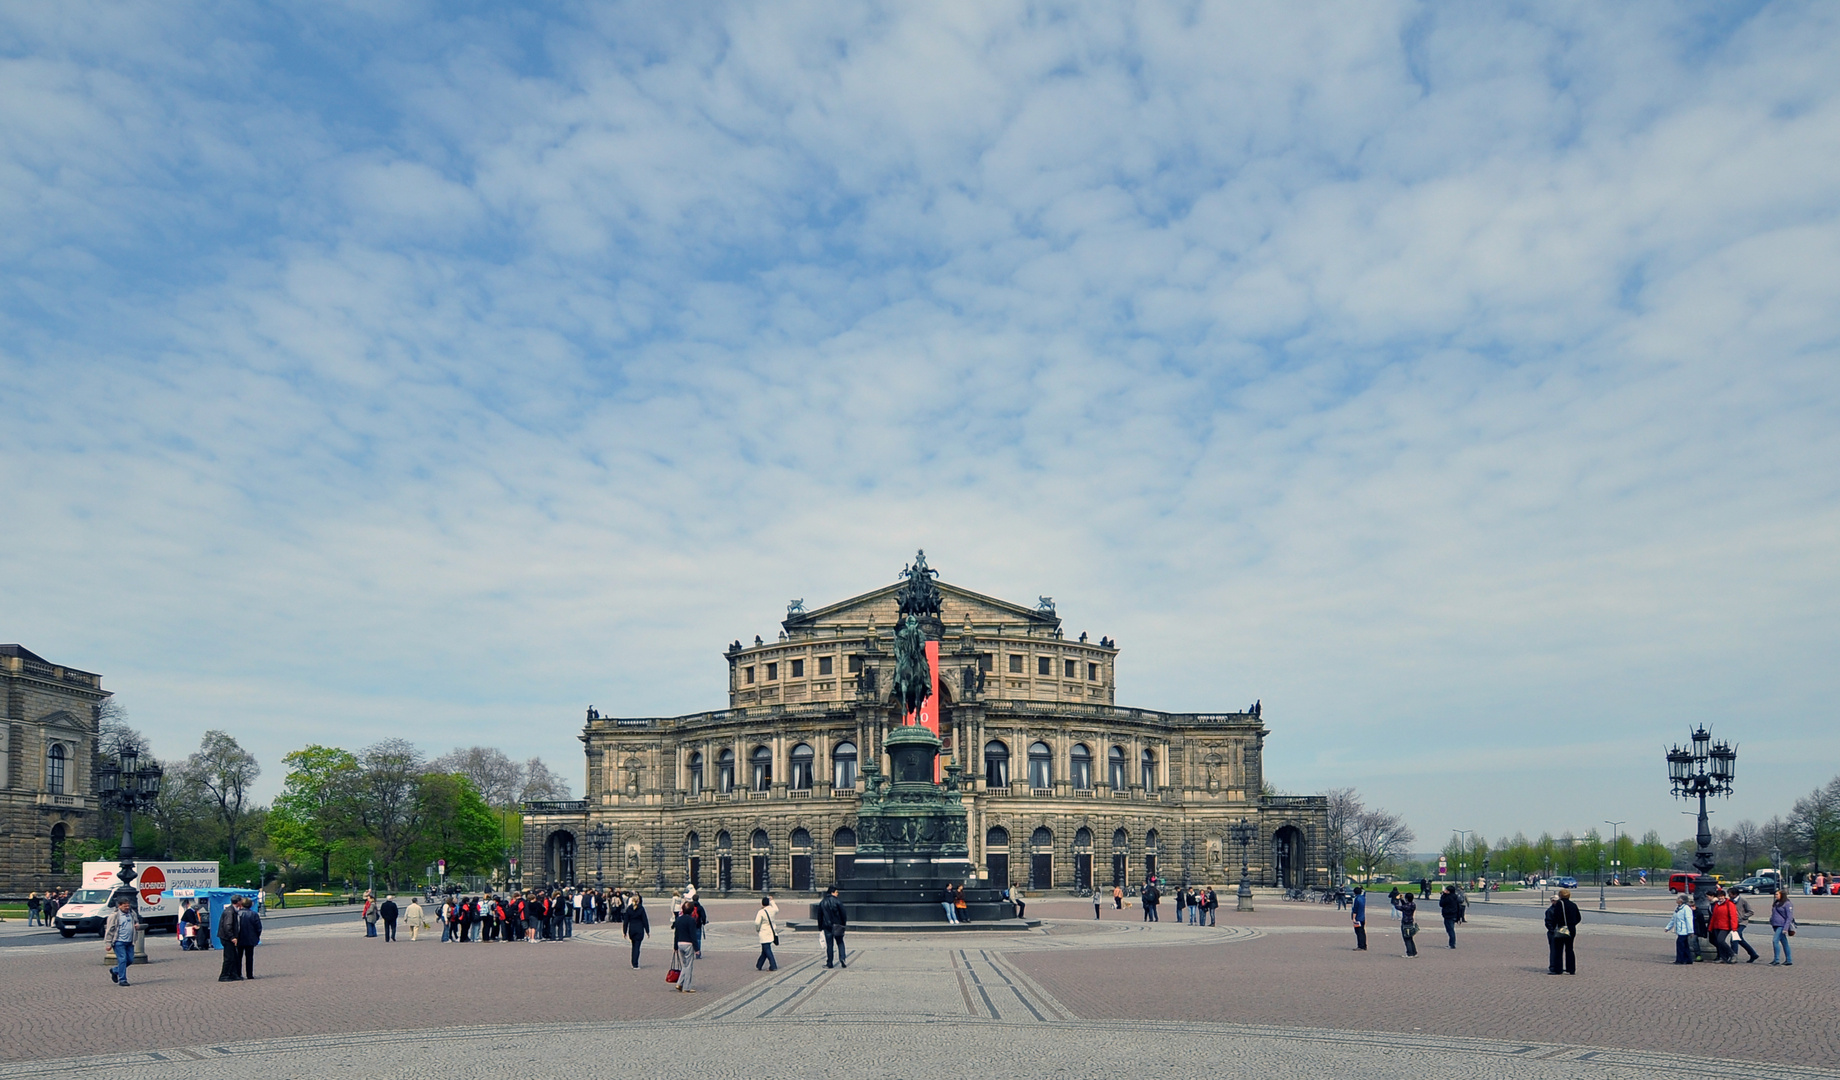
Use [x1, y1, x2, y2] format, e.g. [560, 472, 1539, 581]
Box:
[1074, 826, 1093, 851]
[833, 741, 858, 789]
[1145, 828, 1161, 852]
[1141, 747, 1158, 792]
[687, 831, 700, 852]
[751, 828, 771, 852]
[1108, 745, 1127, 789]
[717, 830, 732, 851]
[717, 749, 736, 793]
[750, 745, 773, 791]
[1113, 828, 1129, 851]
[49, 822, 68, 874]
[46, 744, 66, 795]
[687, 751, 704, 796]
[790, 827, 812, 850]
[987, 825, 1010, 847]
[1027, 741, 1053, 789]
[984, 740, 1010, 788]
[789, 743, 815, 790]
[834, 827, 857, 849]
[1069, 743, 1092, 790]
[1031, 826, 1053, 849]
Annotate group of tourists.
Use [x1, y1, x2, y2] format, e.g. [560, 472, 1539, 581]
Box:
[358, 885, 669, 950]
[1125, 880, 1220, 924]
[24, 891, 70, 926]
[1669, 887, 1796, 966]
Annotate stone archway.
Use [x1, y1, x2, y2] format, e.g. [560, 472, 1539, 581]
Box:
[1273, 825, 1305, 889]
[545, 830, 577, 886]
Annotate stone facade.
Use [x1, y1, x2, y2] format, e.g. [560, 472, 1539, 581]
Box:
[1, 645, 108, 893]
[524, 578, 1328, 894]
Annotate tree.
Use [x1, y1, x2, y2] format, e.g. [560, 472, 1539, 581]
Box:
[1321, 788, 1362, 884]
[519, 757, 573, 802]
[189, 730, 260, 867]
[1726, 819, 1763, 874]
[1349, 808, 1414, 880]
[412, 773, 502, 875]
[148, 756, 213, 859]
[429, 746, 525, 808]
[1789, 776, 1840, 874]
[269, 746, 363, 883]
[359, 739, 424, 885]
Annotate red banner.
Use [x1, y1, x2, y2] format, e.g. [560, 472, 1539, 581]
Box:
[904, 639, 943, 779]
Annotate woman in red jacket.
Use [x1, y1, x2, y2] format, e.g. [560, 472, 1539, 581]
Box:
[1707, 890, 1739, 963]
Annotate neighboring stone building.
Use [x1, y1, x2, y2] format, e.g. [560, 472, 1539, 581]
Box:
[524, 570, 1328, 895]
[1, 645, 108, 892]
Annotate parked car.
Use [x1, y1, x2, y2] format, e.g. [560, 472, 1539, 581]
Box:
[1554, 876, 1578, 888]
[1732, 875, 1780, 895]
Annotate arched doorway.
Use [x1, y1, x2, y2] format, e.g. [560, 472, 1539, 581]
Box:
[986, 826, 1010, 887]
[545, 830, 577, 885]
[1029, 826, 1054, 890]
[49, 822, 68, 874]
[790, 827, 814, 891]
[750, 829, 771, 891]
[1111, 828, 1129, 888]
[687, 831, 701, 889]
[717, 830, 734, 891]
[1144, 829, 1161, 884]
[833, 826, 857, 882]
[1273, 825, 1305, 889]
[1073, 827, 1094, 891]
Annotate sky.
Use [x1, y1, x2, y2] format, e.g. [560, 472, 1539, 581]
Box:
[3, 1, 1837, 850]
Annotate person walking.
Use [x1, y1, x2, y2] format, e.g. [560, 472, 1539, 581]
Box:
[1398, 891, 1419, 957]
[754, 895, 781, 971]
[1708, 890, 1737, 963]
[1668, 894, 1696, 964]
[1351, 886, 1368, 951]
[235, 897, 261, 979]
[671, 903, 699, 993]
[1113, 884, 1124, 910]
[217, 899, 243, 981]
[1141, 882, 1157, 923]
[363, 892, 379, 938]
[627, 895, 649, 968]
[1768, 890, 1794, 966]
[1545, 888, 1581, 974]
[407, 897, 425, 941]
[380, 896, 399, 942]
[1729, 889, 1760, 962]
[103, 898, 141, 987]
[1438, 885, 1463, 949]
[818, 884, 848, 969]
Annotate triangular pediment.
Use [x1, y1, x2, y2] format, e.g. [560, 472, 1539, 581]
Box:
[37, 709, 91, 733]
[785, 580, 1059, 634]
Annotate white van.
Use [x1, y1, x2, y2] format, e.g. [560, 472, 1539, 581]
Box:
[55, 861, 220, 935]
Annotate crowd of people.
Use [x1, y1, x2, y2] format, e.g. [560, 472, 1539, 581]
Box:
[24, 891, 72, 926]
[1119, 880, 1222, 924]
[1669, 886, 1796, 966]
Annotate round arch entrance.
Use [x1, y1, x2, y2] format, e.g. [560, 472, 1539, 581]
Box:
[545, 830, 577, 886]
[1272, 825, 1306, 889]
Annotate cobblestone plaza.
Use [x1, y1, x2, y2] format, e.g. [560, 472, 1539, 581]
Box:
[2, 893, 1834, 1077]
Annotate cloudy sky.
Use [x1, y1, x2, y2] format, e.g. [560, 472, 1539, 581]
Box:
[5, 1, 1837, 848]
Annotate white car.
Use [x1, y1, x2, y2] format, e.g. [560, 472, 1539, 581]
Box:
[51, 888, 121, 937]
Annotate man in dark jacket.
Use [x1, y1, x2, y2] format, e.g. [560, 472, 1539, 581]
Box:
[1438, 885, 1464, 948]
[235, 897, 262, 979]
[1545, 888, 1582, 974]
[817, 885, 848, 969]
[217, 899, 243, 981]
[1350, 886, 1367, 951]
[380, 896, 399, 942]
[625, 895, 649, 968]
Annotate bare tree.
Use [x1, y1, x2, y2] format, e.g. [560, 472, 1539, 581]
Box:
[359, 739, 424, 883]
[189, 730, 260, 866]
[1727, 819, 1764, 874]
[1321, 787, 1364, 884]
[519, 757, 574, 802]
[96, 699, 150, 760]
[429, 746, 524, 807]
[1350, 808, 1415, 881]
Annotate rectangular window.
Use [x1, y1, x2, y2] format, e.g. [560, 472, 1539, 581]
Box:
[744, 666, 755, 684]
[1037, 656, 1051, 676]
[791, 659, 804, 678]
[1064, 658, 1076, 679]
[819, 655, 834, 676]
[849, 655, 865, 674]
[1088, 662, 1099, 681]
[978, 653, 993, 673]
[767, 662, 779, 681]
[1009, 655, 1023, 674]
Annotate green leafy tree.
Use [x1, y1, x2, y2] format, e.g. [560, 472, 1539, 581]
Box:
[359, 739, 424, 887]
[411, 773, 502, 878]
[269, 745, 363, 884]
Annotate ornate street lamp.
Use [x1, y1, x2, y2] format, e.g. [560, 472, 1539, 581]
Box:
[1666, 725, 1736, 914]
[97, 748, 163, 960]
[1229, 820, 1256, 912]
[589, 824, 612, 886]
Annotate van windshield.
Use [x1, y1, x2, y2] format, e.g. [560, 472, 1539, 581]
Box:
[72, 889, 116, 904]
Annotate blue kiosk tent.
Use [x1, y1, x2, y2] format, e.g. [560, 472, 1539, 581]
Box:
[164, 888, 262, 950]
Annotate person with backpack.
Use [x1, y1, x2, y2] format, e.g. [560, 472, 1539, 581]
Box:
[1544, 888, 1581, 974]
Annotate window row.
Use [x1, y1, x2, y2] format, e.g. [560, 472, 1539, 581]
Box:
[983, 741, 1156, 791]
[686, 742, 858, 795]
[739, 655, 838, 684]
[740, 653, 1103, 684]
[1003, 654, 1103, 680]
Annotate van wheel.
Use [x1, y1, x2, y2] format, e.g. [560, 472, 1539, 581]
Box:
[59, 927, 75, 938]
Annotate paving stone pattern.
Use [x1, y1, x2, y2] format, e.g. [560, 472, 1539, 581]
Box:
[0, 897, 1833, 1078]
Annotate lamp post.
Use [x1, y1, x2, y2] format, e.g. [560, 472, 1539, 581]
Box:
[589, 824, 612, 886]
[1602, 819, 1625, 911]
[1229, 820, 1255, 912]
[1454, 829, 1473, 893]
[1666, 725, 1736, 916]
[96, 749, 163, 961]
[1481, 857, 1491, 901]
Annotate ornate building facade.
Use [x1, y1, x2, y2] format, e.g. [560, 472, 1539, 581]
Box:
[1, 645, 108, 892]
[523, 571, 1328, 895]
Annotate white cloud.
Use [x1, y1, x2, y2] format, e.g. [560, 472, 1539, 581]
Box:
[1, 0, 1836, 845]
